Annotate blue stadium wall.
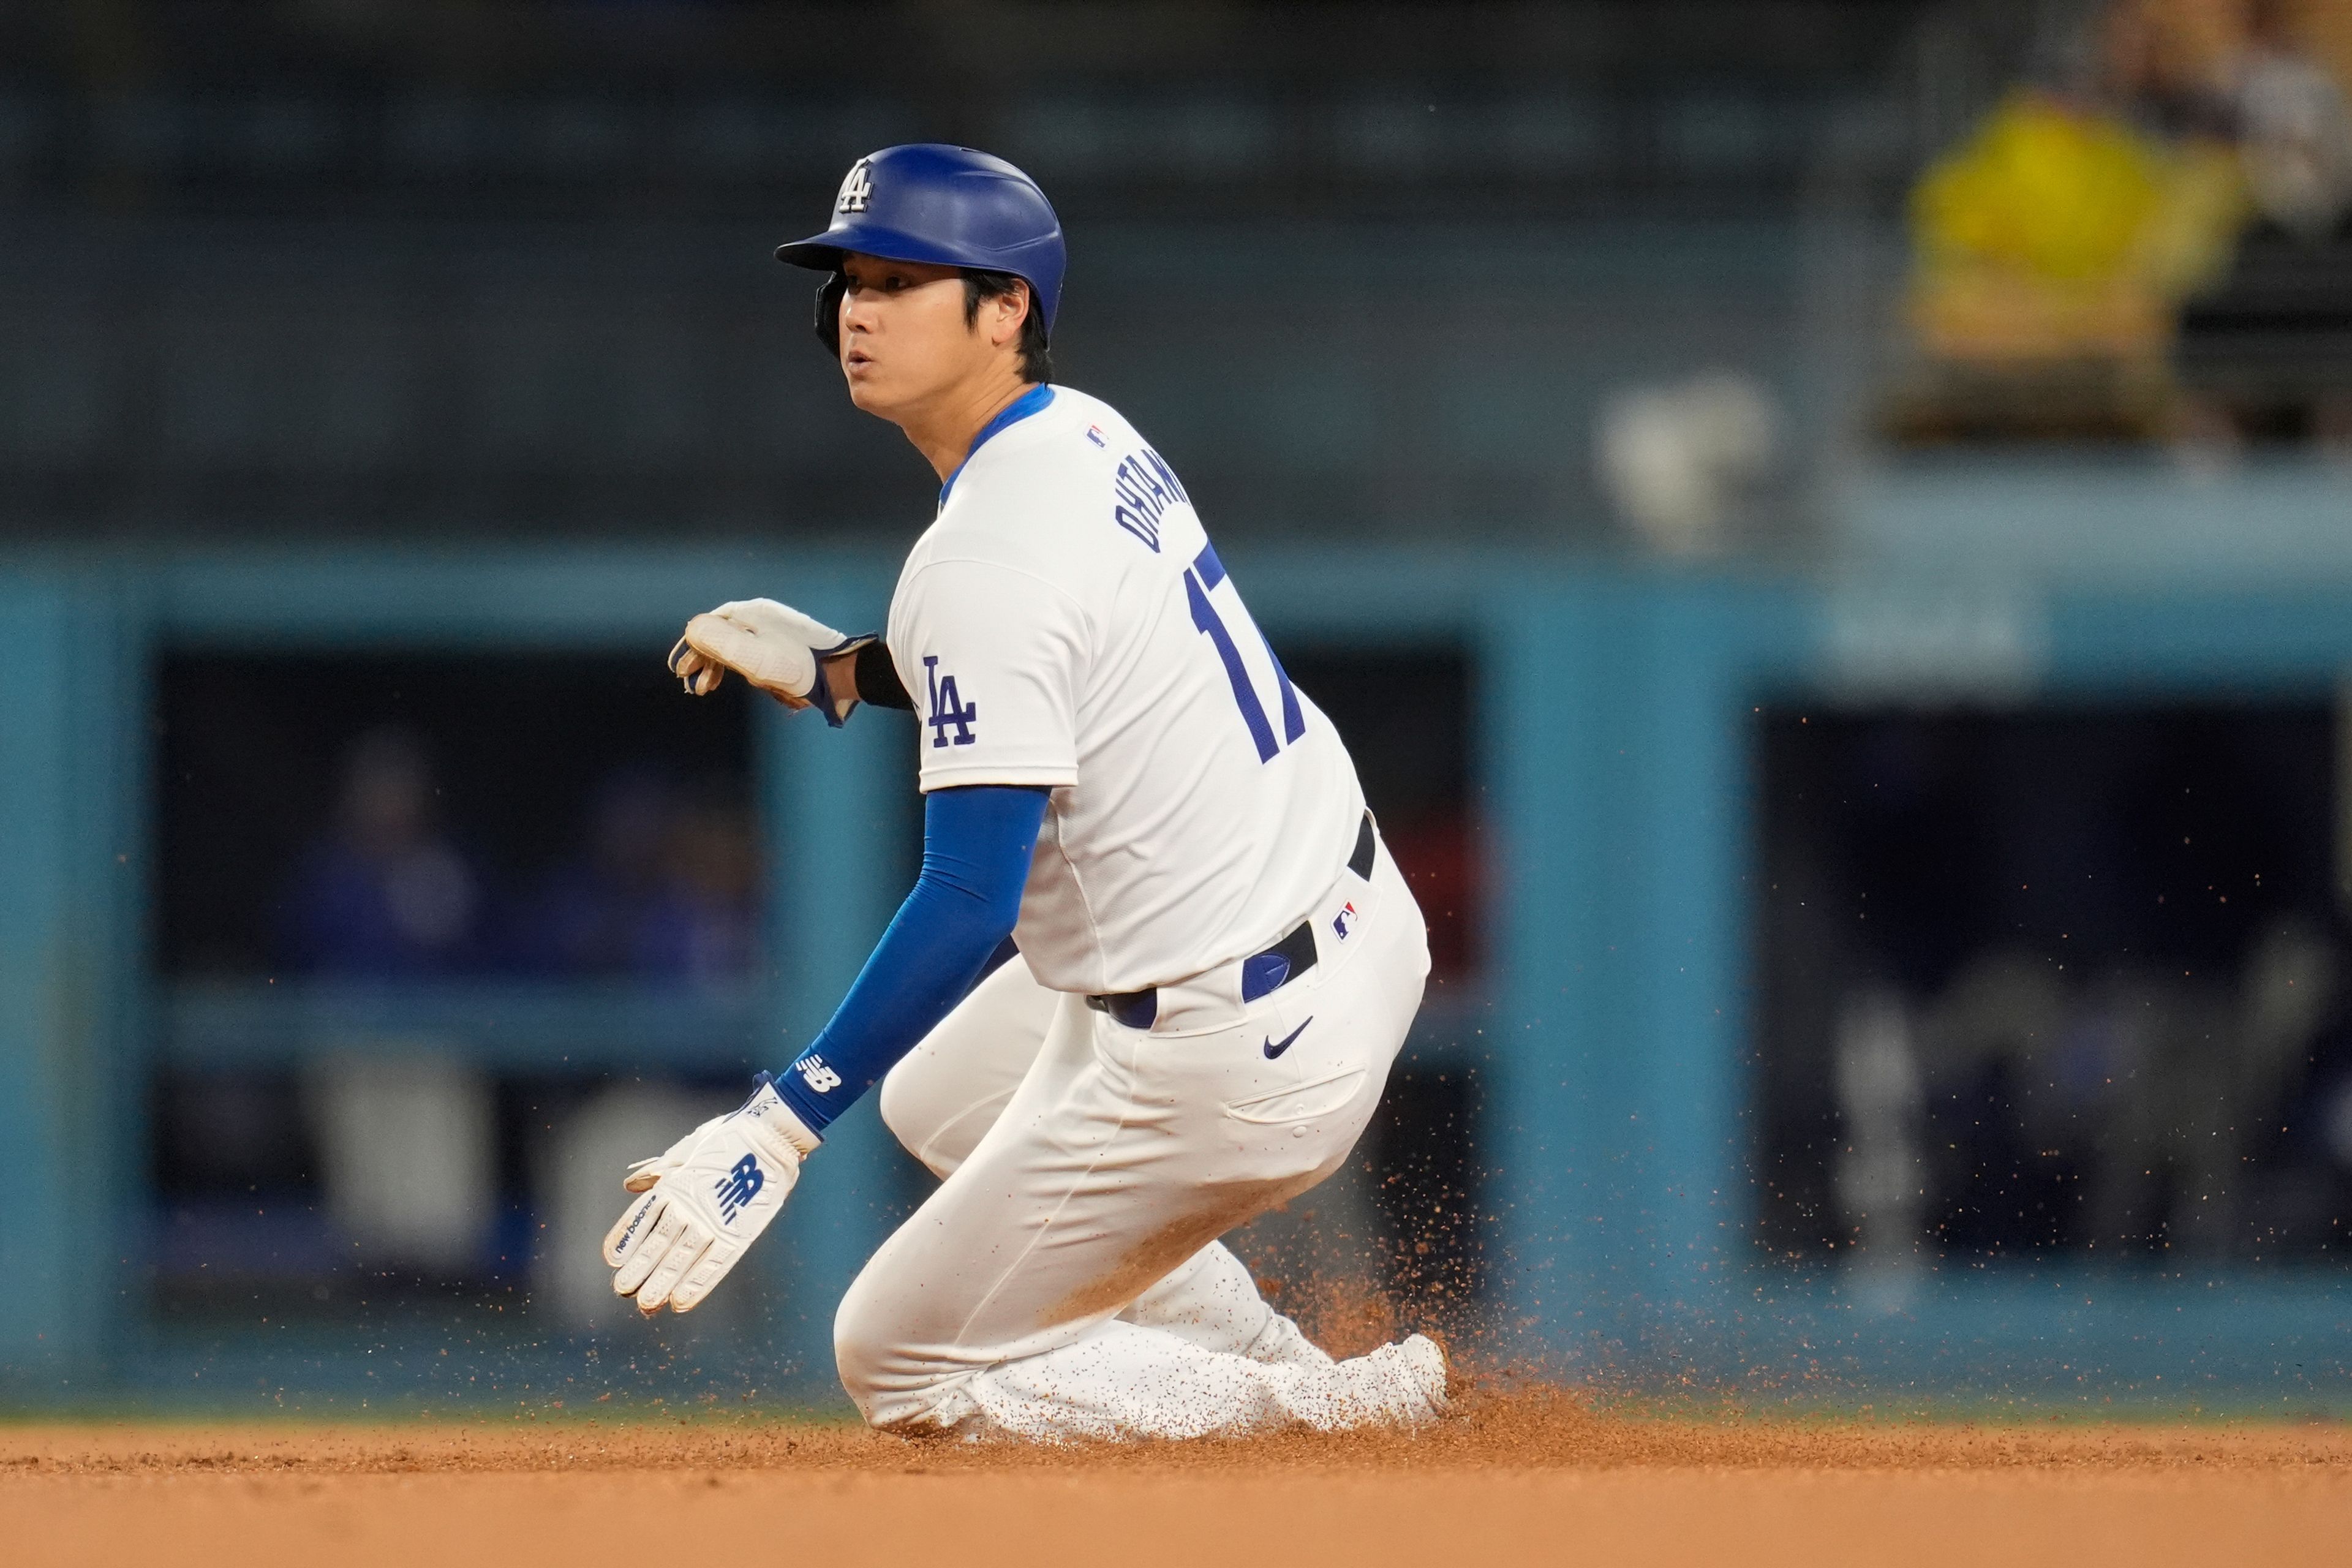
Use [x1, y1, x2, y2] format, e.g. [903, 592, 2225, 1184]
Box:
[4, 524, 2351, 1409]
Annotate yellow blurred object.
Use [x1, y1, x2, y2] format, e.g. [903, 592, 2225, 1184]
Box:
[1916, 94, 2169, 283]
[1907, 92, 2249, 364]
[2147, 139, 2257, 296]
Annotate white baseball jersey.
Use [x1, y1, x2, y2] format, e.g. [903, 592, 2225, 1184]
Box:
[885, 384, 1365, 997]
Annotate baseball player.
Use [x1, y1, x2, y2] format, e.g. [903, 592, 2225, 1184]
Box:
[605, 144, 1446, 1440]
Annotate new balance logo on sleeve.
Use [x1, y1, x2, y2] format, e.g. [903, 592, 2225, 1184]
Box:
[796, 1055, 843, 1095]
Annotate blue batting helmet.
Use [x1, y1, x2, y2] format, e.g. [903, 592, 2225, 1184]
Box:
[778, 145, 1066, 349]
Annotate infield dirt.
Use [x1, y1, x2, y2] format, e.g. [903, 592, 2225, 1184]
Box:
[6, 1389, 2348, 1567]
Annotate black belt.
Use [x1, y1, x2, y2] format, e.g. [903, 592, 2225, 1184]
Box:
[1087, 812, 1376, 1031]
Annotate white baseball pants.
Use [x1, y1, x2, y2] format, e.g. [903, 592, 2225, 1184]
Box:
[835, 834, 1430, 1440]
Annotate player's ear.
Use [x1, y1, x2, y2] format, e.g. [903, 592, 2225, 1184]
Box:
[992, 281, 1030, 350]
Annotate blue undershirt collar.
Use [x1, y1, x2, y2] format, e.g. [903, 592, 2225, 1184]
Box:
[938, 383, 1055, 509]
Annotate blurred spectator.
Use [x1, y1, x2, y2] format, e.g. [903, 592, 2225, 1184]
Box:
[513, 764, 676, 976]
[1899, 922, 2335, 1257]
[2104, 0, 2248, 138]
[629, 782, 763, 982]
[1888, 0, 2252, 441]
[511, 766, 761, 982]
[1763, 703, 2352, 1262]
[2174, 0, 2352, 448]
[277, 727, 484, 976]
[2236, 0, 2352, 238]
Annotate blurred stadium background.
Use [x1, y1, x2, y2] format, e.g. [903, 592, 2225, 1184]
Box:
[5, 0, 2352, 1413]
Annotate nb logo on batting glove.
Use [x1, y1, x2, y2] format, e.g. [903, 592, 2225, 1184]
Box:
[714, 1154, 765, 1223]
[605, 1078, 809, 1316]
[796, 1055, 843, 1095]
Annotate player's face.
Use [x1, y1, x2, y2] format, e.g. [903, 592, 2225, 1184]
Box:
[835, 253, 1001, 419]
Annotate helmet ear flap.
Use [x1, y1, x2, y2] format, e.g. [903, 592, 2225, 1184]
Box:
[814, 273, 848, 355]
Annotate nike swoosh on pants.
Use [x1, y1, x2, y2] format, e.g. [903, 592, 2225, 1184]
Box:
[1262, 1018, 1313, 1059]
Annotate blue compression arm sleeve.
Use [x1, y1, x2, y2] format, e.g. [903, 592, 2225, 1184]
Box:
[772, 784, 1049, 1134]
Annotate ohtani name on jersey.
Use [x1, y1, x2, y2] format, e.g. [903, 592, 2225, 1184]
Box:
[1110, 446, 1190, 554]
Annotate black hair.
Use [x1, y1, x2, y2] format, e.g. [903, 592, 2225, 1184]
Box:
[962, 270, 1052, 383]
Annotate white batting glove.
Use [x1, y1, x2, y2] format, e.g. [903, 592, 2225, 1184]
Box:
[603, 1076, 820, 1316]
[667, 598, 875, 725]
[620, 1110, 729, 1195]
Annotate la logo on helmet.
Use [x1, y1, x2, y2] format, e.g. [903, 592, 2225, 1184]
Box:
[837, 159, 873, 214]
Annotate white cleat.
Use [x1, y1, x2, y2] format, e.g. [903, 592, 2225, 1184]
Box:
[1243, 1311, 1336, 1370]
[1328, 1332, 1449, 1428]
[1405, 1332, 1452, 1412]
[1391, 1332, 1452, 1419]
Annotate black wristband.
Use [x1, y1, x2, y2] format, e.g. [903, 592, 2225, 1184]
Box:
[858, 639, 914, 710]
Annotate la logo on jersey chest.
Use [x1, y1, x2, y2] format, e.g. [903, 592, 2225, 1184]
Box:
[923, 655, 979, 748]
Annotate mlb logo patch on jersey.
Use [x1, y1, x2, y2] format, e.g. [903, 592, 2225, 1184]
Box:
[1332, 902, 1358, 941]
[1085, 424, 1107, 448]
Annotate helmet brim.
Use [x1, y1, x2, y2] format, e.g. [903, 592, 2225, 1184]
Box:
[775, 224, 979, 273]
